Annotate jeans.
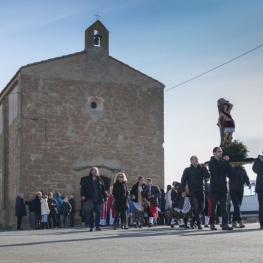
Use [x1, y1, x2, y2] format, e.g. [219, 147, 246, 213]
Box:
[41, 214, 48, 222]
[166, 215, 171, 225]
[48, 213, 57, 228]
[230, 189, 243, 222]
[88, 202, 101, 229]
[257, 191, 263, 226]
[56, 212, 61, 227]
[189, 191, 205, 225]
[227, 203, 232, 224]
[35, 212, 41, 229]
[209, 192, 228, 225]
[29, 212, 36, 228]
[60, 215, 69, 227]
[114, 209, 128, 225]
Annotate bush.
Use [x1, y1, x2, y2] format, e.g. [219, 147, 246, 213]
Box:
[222, 140, 249, 159]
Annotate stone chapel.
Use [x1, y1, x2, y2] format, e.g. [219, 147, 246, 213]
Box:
[0, 20, 164, 226]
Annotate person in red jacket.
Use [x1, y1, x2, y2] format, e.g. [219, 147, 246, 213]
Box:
[106, 189, 116, 226]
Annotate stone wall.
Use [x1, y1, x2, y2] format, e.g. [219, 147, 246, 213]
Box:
[1, 48, 164, 225]
[0, 104, 3, 224]
[7, 86, 20, 227]
[19, 72, 164, 213]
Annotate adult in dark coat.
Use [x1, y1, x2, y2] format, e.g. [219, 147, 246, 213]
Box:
[130, 177, 147, 228]
[15, 193, 27, 230]
[34, 191, 42, 229]
[47, 193, 58, 229]
[252, 155, 263, 229]
[112, 173, 129, 229]
[180, 155, 210, 229]
[81, 167, 107, 231]
[228, 165, 251, 228]
[208, 147, 234, 230]
[25, 194, 35, 229]
[69, 195, 76, 227]
[130, 180, 147, 202]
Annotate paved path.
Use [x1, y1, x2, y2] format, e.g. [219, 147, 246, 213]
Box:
[0, 223, 262, 263]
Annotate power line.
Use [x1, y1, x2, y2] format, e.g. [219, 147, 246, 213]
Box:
[164, 43, 263, 93]
[129, 43, 263, 109]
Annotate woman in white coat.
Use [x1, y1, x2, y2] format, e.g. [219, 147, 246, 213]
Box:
[165, 185, 172, 225]
[41, 195, 50, 229]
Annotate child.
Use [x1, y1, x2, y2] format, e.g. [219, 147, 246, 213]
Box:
[60, 196, 72, 228]
[128, 196, 134, 226]
[41, 195, 50, 229]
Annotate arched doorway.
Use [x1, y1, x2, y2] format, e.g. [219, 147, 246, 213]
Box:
[100, 175, 112, 191]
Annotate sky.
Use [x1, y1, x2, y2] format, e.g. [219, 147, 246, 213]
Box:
[1, 0, 263, 186]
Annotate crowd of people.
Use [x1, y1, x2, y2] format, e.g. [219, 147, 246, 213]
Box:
[15, 192, 75, 230]
[15, 147, 263, 232]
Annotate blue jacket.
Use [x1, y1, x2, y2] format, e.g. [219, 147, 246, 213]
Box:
[54, 196, 63, 212]
[128, 200, 134, 214]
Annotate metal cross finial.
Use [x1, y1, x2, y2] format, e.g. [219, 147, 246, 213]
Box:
[94, 12, 101, 20]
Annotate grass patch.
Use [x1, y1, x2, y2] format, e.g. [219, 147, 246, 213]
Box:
[0, 224, 13, 230]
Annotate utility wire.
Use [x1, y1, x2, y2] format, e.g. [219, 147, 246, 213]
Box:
[164, 43, 263, 93]
[129, 43, 263, 109]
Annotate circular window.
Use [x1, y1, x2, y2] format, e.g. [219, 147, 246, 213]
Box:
[91, 102, 97, 109]
[87, 96, 104, 111]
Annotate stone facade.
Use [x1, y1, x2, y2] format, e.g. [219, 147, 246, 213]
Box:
[0, 21, 164, 227]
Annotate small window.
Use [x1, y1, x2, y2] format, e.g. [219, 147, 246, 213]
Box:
[87, 96, 104, 111]
[244, 183, 256, 197]
[91, 102, 97, 109]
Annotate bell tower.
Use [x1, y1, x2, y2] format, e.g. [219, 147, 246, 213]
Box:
[85, 20, 109, 54]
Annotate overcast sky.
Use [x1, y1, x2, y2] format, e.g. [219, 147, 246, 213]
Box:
[1, 0, 262, 186]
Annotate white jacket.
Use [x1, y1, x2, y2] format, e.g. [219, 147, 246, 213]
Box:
[165, 189, 172, 210]
[41, 198, 50, 215]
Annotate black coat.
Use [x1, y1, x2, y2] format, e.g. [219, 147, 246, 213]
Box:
[112, 181, 129, 210]
[60, 202, 72, 216]
[171, 184, 185, 209]
[130, 182, 147, 202]
[25, 199, 35, 212]
[69, 198, 76, 213]
[160, 191, 166, 212]
[228, 166, 250, 192]
[145, 185, 161, 207]
[15, 196, 26, 217]
[80, 176, 107, 204]
[181, 164, 210, 192]
[48, 198, 58, 215]
[34, 196, 41, 214]
[208, 156, 234, 193]
[252, 157, 263, 192]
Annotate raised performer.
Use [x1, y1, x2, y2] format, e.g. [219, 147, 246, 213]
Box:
[217, 98, 235, 146]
